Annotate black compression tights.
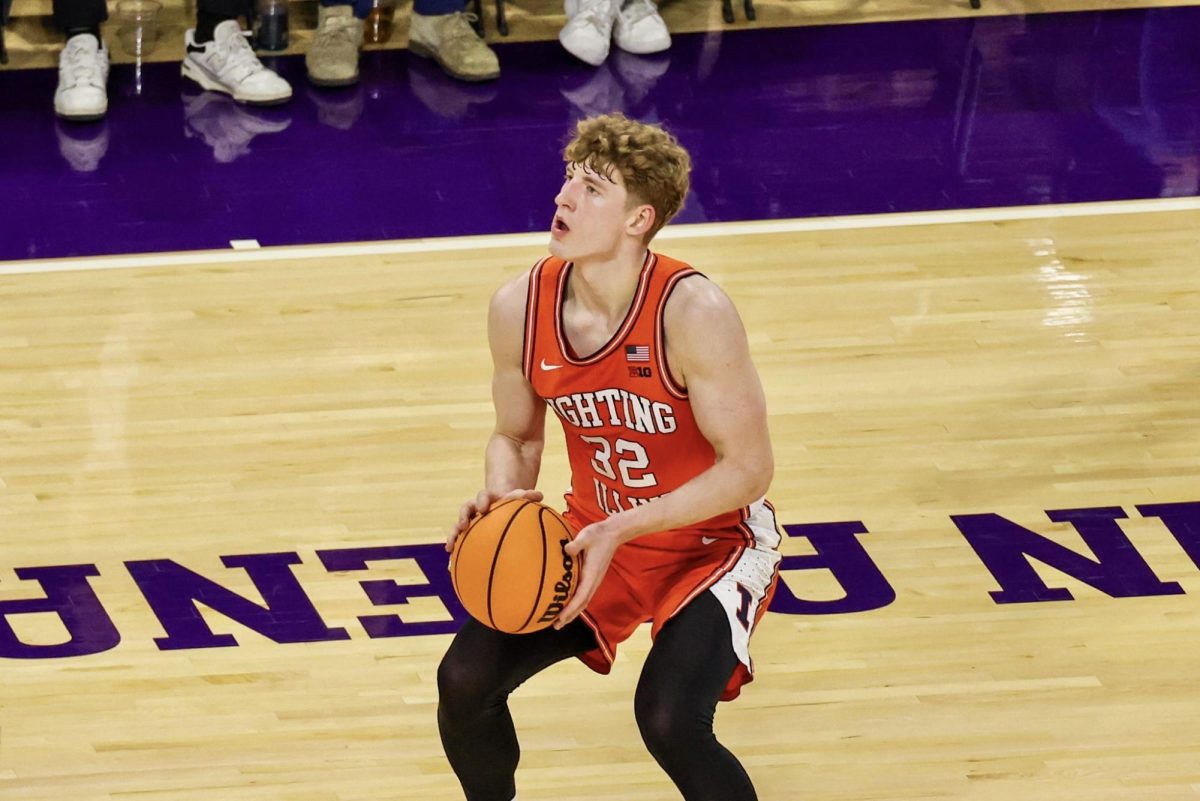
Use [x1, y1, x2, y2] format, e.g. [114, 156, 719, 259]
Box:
[437, 592, 758, 801]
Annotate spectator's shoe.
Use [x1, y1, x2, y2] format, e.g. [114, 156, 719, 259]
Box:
[55, 118, 110, 171]
[409, 12, 499, 82]
[55, 34, 109, 121]
[182, 20, 292, 105]
[183, 90, 291, 163]
[307, 4, 363, 87]
[613, 0, 669, 55]
[559, 0, 617, 66]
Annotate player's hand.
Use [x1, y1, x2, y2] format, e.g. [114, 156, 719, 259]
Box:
[554, 517, 626, 629]
[446, 488, 544, 552]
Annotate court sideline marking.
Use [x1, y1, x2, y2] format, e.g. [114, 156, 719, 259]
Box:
[2, 196, 1198, 276]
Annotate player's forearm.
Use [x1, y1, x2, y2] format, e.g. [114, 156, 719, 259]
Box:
[483, 431, 543, 495]
[613, 455, 772, 541]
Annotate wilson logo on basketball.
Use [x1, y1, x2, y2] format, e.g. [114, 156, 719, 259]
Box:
[538, 538, 576, 624]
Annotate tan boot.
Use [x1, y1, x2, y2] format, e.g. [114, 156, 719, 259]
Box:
[408, 11, 500, 82]
[307, 4, 364, 87]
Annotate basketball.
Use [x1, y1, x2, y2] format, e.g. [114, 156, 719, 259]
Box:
[450, 499, 581, 634]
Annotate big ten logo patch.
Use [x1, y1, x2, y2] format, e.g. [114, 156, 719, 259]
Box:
[628, 366, 652, 379]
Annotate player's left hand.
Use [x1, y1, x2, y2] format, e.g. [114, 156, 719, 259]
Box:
[553, 517, 627, 630]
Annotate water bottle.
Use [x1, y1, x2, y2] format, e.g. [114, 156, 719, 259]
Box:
[364, 0, 396, 44]
[254, 0, 289, 51]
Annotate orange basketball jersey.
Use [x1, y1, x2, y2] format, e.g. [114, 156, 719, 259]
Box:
[522, 251, 754, 542]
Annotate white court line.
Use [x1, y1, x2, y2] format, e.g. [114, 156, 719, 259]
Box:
[2, 196, 1198, 276]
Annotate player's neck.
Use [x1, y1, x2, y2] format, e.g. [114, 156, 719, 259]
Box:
[569, 245, 649, 319]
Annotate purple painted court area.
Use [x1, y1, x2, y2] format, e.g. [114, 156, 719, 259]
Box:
[1, 6, 1198, 262]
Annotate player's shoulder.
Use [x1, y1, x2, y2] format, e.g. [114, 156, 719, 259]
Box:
[489, 255, 563, 336]
[492, 269, 530, 306]
[491, 256, 564, 307]
[488, 269, 533, 339]
[660, 264, 737, 327]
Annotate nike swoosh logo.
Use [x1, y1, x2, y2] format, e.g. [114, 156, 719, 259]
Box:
[540, 359, 563, 371]
[701, 536, 718, 545]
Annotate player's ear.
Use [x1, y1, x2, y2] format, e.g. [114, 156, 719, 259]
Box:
[627, 204, 656, 238]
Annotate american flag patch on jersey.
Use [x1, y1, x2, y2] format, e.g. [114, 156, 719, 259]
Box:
[625, 345, 650, 363]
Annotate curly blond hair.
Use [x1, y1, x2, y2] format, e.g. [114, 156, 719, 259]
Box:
[563, 113, 691, 243]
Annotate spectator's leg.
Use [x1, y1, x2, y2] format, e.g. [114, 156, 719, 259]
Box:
[1, 0, 11, 64]
[53, 0, 107, 39]
[193, 0, 246, 42]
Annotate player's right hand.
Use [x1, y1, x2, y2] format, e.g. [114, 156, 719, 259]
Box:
[446, 488, 544, 552]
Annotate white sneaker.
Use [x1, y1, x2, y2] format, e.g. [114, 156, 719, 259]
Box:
[559, 0, 617, 67]
[182, 20, 292, 105]
[55, 34, 110, 121]
[613, 0, 669, 55]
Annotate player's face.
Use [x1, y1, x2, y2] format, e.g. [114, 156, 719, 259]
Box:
[549, 163, 639, 261]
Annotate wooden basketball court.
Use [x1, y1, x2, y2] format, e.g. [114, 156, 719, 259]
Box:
[2, 198, 1199, 800]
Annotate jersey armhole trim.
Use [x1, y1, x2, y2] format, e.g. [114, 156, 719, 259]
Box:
[654, 268, 704, 400]
[521, 258, 550, 381]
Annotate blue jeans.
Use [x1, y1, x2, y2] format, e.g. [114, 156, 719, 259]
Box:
[321, 0, 465, 20]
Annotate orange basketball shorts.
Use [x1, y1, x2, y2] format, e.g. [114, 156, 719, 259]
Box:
[565, 500, 783, 702]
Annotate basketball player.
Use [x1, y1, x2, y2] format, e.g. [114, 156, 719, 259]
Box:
[439, 113, 782, 801]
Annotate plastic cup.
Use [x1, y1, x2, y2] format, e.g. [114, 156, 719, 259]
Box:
[116, 0, 163, 58]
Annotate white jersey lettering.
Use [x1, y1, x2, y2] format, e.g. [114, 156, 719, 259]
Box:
[547, 389, 676, 435]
